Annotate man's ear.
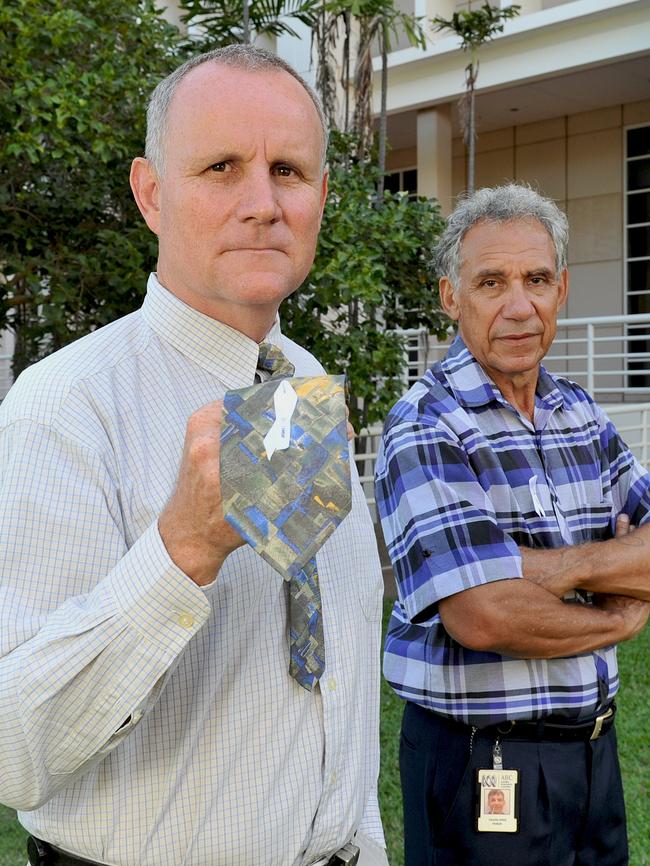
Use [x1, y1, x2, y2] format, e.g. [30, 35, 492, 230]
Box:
[130, 157, 161, 236]
[557, 266, 569, 311]
[439, 276, 460, 321]
[318, 169, 328, 226]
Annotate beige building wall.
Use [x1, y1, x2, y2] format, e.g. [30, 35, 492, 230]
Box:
[445, 99, 650, 312]
[457, 99, 649, 389]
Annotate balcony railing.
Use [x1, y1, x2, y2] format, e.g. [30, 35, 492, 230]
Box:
[544, 313, 650, 400]
[395, 313, 650, 401]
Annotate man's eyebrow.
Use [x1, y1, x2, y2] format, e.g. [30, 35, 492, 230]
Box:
[525, 267, 555, 279]
[204, 151, 241, 164]
[470, 267, 556, 280]
[472, 269, 507, 280]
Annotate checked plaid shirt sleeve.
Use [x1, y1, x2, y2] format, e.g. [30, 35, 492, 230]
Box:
[375, 388, 523, 626]
[375, 336, 650, 725]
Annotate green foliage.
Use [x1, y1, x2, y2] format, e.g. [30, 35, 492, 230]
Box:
[345, 0, 425, 52]
[432, 1, 520, 56]
[0, 804, 28, 866]
[0, 0, 183, 374]
[282, 132, 448, 428]
[179, 0, 321, 46]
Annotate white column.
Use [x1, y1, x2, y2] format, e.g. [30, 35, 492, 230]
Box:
[417, 103, 453, 215]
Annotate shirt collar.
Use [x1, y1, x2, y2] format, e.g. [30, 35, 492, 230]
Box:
[441, 334, 564, 413]
[141, 273, 283, 390]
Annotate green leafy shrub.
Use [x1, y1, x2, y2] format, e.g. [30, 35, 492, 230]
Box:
[0, 0, 182, 375]
[283, 131, 448, 428]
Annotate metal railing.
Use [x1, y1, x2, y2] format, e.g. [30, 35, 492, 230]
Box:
[544, 313, 650, 400]
[603, 402, 650, 468]
[0, 353, 12, 400]
[395, 313, 650, 402]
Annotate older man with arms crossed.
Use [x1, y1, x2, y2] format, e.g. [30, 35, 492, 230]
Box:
[0, 46, 386, 866]
[376, 184, 650, 866]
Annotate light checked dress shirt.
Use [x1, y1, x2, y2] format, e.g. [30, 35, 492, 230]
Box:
[376, 335, 650, 726]
[0, 274, 386, 866]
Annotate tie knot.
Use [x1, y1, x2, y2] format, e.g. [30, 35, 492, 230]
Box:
[257, 342, 295, 379]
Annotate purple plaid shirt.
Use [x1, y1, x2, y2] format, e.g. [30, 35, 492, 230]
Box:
[376, 336, 650, 725]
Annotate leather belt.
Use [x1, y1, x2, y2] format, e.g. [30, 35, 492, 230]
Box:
[472, 703, 617, 743]
[27, 837, 101, 866]
[28, 837, 361, 866]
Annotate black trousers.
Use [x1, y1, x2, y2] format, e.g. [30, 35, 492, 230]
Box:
[400, 702, 628, 866]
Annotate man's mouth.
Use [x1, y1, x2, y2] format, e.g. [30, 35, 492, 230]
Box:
[225, 246, 285, 253]
[499, 333, 539, 341]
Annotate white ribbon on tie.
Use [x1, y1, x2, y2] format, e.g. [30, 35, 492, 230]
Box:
[264, 380, 298, 460]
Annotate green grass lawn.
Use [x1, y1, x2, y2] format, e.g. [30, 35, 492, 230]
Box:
[2, 602, 648, 865]
[0, 801, 27, 866]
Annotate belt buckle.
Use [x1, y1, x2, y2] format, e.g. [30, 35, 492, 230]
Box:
[589, 706, 613, 740]
[330, 843, 360, 865]
[27, 836, 51, 866]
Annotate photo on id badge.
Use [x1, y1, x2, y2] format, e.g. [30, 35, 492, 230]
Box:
[476, 769, 519, 833]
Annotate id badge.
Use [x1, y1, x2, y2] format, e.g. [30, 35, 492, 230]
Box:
[476, 768, 519, 833]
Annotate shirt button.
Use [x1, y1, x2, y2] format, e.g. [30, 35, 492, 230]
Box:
[330, 771, 338, 785]
[327, 676, 337, 691]
[178, 612, 194, 629]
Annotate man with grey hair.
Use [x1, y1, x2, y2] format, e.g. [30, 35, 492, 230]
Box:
[0, 45, 387, 866]
[376, 183, 650, 866]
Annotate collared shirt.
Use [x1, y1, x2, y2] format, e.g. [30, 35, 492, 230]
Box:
[376, 336, 650, 726]
[0, 274, 385, 866]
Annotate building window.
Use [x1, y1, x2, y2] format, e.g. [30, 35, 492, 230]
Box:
[384, 167, 418, 199]
[625, 123, 650, 389]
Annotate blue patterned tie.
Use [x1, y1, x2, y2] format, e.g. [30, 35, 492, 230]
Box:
[256, 342, 325, 690]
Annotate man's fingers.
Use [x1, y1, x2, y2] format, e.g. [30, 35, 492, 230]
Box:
[615, 513, 631, 537]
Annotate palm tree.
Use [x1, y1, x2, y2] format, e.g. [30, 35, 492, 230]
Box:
[432, 1, 520, 193]
[180, 0, 319, 48]
[350, 0, 425, 187]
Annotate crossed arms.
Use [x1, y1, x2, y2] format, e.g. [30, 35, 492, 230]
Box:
[378, 404, 650, 661]
[439, 517, 650, 659]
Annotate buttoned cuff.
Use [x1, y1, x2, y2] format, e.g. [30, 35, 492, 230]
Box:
[109, 522, 212, 662]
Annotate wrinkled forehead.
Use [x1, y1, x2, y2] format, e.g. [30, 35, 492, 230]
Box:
[165, 63, 326, 168]
[461, 216, 553, 250]
[458, 217, 556, 271]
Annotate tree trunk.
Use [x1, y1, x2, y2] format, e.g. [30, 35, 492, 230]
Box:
[242, 0, 250, 44]
[342, 11, 351, 133]
[467, 76, 475, 193]
[377, 23, 388, 201]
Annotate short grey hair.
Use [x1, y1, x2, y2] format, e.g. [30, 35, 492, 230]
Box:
[434, 184, 569, 285]
[145, 44, 329, 177]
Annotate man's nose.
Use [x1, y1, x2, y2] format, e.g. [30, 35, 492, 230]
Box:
[502, 282, 535, 319]
[236, 170, 282, 223]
